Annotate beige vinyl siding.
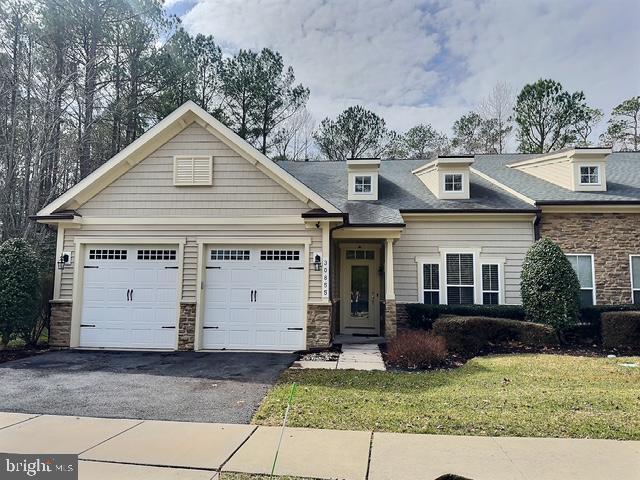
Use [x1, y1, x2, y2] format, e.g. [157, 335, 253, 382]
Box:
[394, 219, 535, 304]
[415, 169, 438, 196]
[77, 123, 313, 217]
[60, 224, 322, 302]
[515, 159, 573, 190]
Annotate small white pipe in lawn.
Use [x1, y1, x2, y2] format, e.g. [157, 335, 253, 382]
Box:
[271, 382, 297, 477]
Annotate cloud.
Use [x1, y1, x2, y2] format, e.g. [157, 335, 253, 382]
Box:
[178, 0, 640, 146]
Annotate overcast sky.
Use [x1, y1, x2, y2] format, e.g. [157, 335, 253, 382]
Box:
[168, 0, 640, 142]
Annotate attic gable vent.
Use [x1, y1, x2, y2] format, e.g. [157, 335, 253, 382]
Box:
[173, 156, 213, 186]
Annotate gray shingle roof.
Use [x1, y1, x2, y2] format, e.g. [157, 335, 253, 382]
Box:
[472, 152, 640, 203]
[279, 159, 536, 225]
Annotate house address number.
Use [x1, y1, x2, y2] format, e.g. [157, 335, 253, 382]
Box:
[322, 258, 329, 298]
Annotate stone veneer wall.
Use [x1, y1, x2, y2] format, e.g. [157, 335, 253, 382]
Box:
[307, 303, 332, 349]
[539, 212, 640, 304]
[384, 299, 397, 339]
[49, 300, 72, 348]
[178, 302, 196, 351]
[396, 303, 410, 331]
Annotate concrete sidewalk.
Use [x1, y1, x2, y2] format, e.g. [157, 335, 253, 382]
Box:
[0, 411, 638, 480]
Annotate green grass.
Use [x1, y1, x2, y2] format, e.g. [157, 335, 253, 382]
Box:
[254, 354, 640, 440]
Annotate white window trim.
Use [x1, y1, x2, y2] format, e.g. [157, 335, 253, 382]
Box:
[566, 253, 597, 305]
[173, 155, 213, 186]
[443, 173, 464, 192]
[354, 175, 373, 194]
[578, 165, 601, 186]
[480, 262, 503, 305]
[630, 255, 640, 304]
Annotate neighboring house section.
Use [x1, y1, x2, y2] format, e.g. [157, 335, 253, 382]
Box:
[539, 211, 640, 305]
[34, 102, 640, 353]
[474, 150, 640, 307]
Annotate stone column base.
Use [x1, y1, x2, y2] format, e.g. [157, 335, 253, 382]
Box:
[396, 302, 410, 331]
[49, 300, 72, 348]
[178, 302, 196, 351]
[384, 299, 397, 339]
[307, 303, 332, 349]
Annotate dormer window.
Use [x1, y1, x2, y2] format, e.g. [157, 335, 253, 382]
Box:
[347, 158, 380, 200]
[579, 166, 600, 185]
[444, 174, 463, 192]
[412, 156, 473, 200]
[354, 175, 372, 193]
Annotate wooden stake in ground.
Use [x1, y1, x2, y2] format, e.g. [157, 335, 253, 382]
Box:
[271, 382, 297, 477]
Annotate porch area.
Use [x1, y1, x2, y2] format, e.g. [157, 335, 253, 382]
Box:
[328, 226, 403, 345]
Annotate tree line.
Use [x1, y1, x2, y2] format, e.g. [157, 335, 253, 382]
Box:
[1, 0, 638, 247]
[0, 0, 308, 243]
[314, 82, 639, 161]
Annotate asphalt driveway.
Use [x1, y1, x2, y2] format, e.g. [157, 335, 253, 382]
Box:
[0, 350, 296, 423]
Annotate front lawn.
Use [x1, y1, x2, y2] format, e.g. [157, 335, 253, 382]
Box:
[254, 354, 640, 440]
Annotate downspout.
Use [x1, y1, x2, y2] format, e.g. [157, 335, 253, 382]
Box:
[329, 217, 348, 340]
[533, 209, 542, 240]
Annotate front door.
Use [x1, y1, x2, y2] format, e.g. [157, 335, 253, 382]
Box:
[340, 245, 381, 334]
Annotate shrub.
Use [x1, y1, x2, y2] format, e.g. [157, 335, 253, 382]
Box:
[521, 238, 581, 329]
[0, 239, 40, 347]
[405, 303, 525, 330]
[601, 311, 640, 351]
[433, 316, 558, 355]
[579, 304, 639, 327]
[386, 330, 448, 369]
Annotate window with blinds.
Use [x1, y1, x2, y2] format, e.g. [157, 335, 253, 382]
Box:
[446, 253, 474, 304]
[173, 156, 213, 186]
[422, 263, 440, 305]
[482, 264, 500, 305]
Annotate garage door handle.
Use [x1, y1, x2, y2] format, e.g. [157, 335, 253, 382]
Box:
[81, 324, 96, 328]
[288, 267, 304, 270]
[287, 327, 303, 331]
[203, 326, 219, 329]
[126, 289, 131, 301]
[161, 326, 175, 329]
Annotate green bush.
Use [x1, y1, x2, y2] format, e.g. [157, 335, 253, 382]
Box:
[521, 238, 581, 329]
[601, 311, 640, 351]
[579, 304, 639, 327]
[405, 304, 526, 330]
[0, 239, 40, 347]
[432, 316, 558, 355]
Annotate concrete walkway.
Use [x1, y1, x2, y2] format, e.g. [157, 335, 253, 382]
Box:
[337, 343, 386, 370]
[0, 412, 638, 480]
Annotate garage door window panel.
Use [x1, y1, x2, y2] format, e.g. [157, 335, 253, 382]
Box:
[89, 249, 127, 260]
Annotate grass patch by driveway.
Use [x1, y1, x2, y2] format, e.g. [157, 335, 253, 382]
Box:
[254, 354, 640, 440]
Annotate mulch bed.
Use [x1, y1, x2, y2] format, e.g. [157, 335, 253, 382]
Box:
[382, 341, 638, 372]
[0, 347, 48, 364]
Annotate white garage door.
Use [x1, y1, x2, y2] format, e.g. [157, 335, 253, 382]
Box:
[202, 246, 305, 350]
[80, 245, 179, 349]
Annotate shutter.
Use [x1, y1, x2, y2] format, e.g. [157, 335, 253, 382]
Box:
[174, 156, 212, 185]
